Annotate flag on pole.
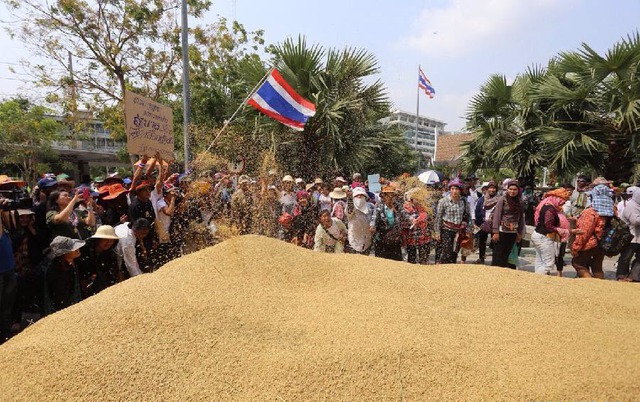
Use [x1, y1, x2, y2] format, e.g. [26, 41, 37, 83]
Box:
[247, 69, 316, 131]
[418, 67, 435, 98]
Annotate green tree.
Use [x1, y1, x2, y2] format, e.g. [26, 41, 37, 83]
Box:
[0, 99, 62, 182]
[262, 36, 417, 178]
[529, 33, 640, 182]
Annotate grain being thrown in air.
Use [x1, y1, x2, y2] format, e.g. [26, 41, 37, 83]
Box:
[1, 235, 639, 400]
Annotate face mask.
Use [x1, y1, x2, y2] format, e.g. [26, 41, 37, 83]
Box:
[354, 197, 367, 210]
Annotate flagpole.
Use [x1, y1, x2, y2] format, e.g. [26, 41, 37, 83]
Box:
[415, 65, 420, 167]
[195, 67, 274, 164]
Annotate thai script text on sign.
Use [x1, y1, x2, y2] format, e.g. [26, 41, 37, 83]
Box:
[125, 90, 174, 160]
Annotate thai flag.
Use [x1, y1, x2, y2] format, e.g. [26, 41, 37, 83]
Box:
[247, 69, 316, 131]
[418, 67, 435, 99]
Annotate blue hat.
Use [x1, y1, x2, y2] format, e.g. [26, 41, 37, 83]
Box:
[37, 177, 58, 189]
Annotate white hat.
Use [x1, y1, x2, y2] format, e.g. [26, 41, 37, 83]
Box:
[626, 186, 639, 195]
[282, 175, 294, 182]
[90, 225, 120, 240]
[329, 187, 347, 199]
[295, 177, 304, 184]
[352, 187, 368, 199]
[17, 209, 35, 216]
[335, 176, 347, 183]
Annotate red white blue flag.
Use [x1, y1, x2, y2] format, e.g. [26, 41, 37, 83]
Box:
[247, 69, 316, 131]
[418, 67, 435, 99]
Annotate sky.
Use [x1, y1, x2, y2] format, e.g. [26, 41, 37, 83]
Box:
[1, 0, 639, 132]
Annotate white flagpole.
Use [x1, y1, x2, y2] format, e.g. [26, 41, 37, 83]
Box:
[196, 67, 274, 161]
[415, 65, 420, 167]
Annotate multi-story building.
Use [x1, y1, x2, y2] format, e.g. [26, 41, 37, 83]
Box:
[381, 110, 446, 165]
[47, 111, 128, 179]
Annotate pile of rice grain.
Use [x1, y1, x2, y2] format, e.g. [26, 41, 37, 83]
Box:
[2, 235, 639, 401]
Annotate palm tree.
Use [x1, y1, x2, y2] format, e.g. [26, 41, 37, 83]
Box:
[461, 71, 547, 185]
[266, 36, 417, 178]
[528, 32, 640, 182]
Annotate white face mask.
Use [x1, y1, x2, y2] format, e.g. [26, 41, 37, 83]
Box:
[353, 197, 367, 212]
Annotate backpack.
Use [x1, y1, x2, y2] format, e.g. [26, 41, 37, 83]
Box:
[594, 216, 633, 257]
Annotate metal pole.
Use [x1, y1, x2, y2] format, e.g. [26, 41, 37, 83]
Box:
[181, 0, 191, 168]
[415, 65, 420, 167]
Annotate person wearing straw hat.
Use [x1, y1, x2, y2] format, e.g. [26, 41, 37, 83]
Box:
[433, 178, 471, 264]
[279, 175, 298, 217]
[374, 186, 404, 261]
[43, 236, 86, 314]
[76, 225, 122, 297]
[329, 187, 348, 224]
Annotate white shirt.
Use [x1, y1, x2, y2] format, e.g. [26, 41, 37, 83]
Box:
[347, 203, 375, 252]
[114, 223, 142, 277]
[151, 189, 171, 242]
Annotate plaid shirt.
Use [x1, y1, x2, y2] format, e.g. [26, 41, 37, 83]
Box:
[401, 203, 430, 246]
[434, 195, 470, 233]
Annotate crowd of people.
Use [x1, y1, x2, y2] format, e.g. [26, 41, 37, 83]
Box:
[1, 159, 638, 344]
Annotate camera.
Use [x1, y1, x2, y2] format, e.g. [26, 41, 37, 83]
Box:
[0, 188, 33, 211]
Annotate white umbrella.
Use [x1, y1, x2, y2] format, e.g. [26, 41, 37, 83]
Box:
[417, 170, 440, 184]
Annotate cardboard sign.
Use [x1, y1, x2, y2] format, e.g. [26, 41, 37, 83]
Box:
[125, 90, 174, 160]
[367, 174, 381, 193]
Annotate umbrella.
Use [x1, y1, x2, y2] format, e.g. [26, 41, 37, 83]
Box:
[417, 170, 441, 184]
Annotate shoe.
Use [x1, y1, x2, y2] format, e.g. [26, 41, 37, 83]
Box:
[475, 258, 485, 264]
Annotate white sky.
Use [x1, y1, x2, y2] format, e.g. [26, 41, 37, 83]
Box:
[1, 0, 639, 131]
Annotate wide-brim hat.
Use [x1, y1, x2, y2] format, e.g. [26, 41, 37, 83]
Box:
[90, 225, 120, 240]
[329, 187, 347, 199]
[352, 187, 368, 199]
[282, 175, 294, 182]
[380, 186, 397, 194]
[592, 176, 611, 185]
[57, 178, 75, 189]
[103, 183, 130, 200]
[314, 178, 323, 184]
[48, 236, 85, 259]
[305, 183, 315, 192]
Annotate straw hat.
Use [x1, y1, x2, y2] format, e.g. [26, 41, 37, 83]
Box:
[380, 186, 397, 194]
[282, 175, 294, 182]
[90, 225, 120, 240]
[329, 187, 347, 199]
[592, 176, 611, 185]
[314, 178, 324, 185]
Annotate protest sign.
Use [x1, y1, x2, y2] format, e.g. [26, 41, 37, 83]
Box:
[367, 174, 381, 193]
[125, 90, 174, 160]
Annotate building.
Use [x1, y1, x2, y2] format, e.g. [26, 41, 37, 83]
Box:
[380, 110, 446, 165]
[47, 111, 128, 179]
[433, 132, 473, 166]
